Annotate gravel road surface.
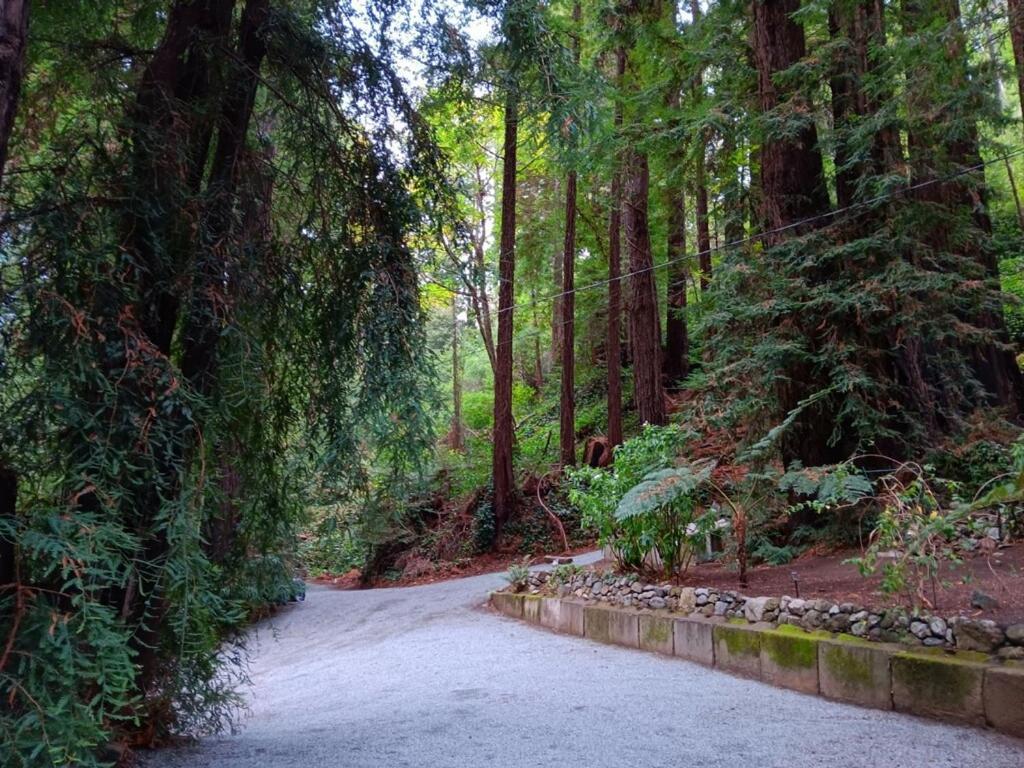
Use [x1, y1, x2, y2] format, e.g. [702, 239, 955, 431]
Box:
[143, 554, 1024, 768]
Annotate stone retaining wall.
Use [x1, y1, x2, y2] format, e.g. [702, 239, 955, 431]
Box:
[524, 570, 1024, 659]
[490, 591, 1024, 740]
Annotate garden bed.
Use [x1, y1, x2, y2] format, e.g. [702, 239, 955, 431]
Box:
[584, 542, 1024, 624]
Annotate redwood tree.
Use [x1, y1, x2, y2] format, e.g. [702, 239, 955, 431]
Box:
[559, 2, 580, 468]
[492, 86, 518, 533]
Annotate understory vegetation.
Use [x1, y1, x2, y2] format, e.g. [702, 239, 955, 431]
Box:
[3, 0, 1024, 765]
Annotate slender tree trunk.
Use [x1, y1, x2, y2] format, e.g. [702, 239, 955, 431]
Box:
[829, 5, 857, 209]
[560, 2, 580, 468]
[0, 0, 29, 588]
[1009, 0, 1024, 129]
[451, 294, 464, 452]
[664, 86, 689, 385]
[607, 47, 626, 448]
[492, 87, 518, 536]
[0, 0, 28, 192]
[664, 182, 689, 384]
[0, 469, 14, 587]
[560, 169, 577, 466]
[690, 0, 712, 291]
[472, 164, 497, 374]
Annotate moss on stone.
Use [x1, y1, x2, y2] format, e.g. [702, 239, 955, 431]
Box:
[822, 644, 875, 688]
[642, 617, 671, 645]
[718, 625, 761, 657]
[585, 607, 612, 643]
[763, 629, 818, 670]
[893, 652, 979, 708]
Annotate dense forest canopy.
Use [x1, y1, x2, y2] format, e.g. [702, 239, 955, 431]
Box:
[4, 0, 1024, 764]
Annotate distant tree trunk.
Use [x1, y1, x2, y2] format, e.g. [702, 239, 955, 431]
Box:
[551, 246, 564, 360]
[450, 294, 464, 452]
[0, 0, 29, 588]
[471, 164, 497, 375]
[560, 2, 580, 469]
[607, 47, 626, 448]
[0, 0, 28, 192]
[664, 86, 689, 385]
[664, 182, 689, 385]
[1009, 0, 1024, 129]
[0, 469, 15, 587]
[560, 166, 577, 467]
[492, 86, 518, 537]
[690, 0, 712, 291]
[828, 5, 856, 209]
[624, 147, 666, 426]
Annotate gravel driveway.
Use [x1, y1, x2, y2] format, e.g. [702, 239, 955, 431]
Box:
[143, 554, 1024, 768]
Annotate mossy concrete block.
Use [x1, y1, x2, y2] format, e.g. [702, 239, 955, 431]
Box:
[490, 591, 523, 618]
[673, 616, 715, 666]
[891, 650, 986, 726]
[760, 627, 820, 694]
[607, 608, 640, 648]
[713, 622, 762, 679]
[522, 595, 542, 624]
[984, 664, 1024, 738]
[584, 605, 613, 644]
[557, 600, 585, 636]
[819, 637, 893, 710]
[639, 614, 674, 655]
[539, 598, 559, 630]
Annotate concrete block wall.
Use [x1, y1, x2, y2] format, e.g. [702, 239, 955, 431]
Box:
[490, 591, 1024, 741]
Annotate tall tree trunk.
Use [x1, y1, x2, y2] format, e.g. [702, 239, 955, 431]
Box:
[828, 5, 857, 209]
[664, 85, 689, 385]
[753, 0, 830, 242]
[664, 181, 689, 385]
[560, 167, 577, 467]
[0, 0, 29, 589]
[0, 469, 14, 587]
[624, 147, 666, 426]
[472, 165, 498, 374]
[903, 0, 1024, 413]
[753, 0, 833, 465]
[560, 2, 580, 469]
[450, 294, 464, 452]
[1009, 0, 1024, 131]
[690, 0, 712, 291]
[607, 47, 626, 448]
[492, 87, 518, 536]
[0, 0, 28, 192]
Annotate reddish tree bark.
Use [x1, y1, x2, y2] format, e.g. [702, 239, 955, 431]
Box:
[902, 0, 1024, 413]
[0, 0, 28, 192]
[753, 0, 830, 242]
[492, 87, 518, 535]
[560, 2, 580, 468]
[0, 0, 29, 588]
[663, 86, 689, 385]
[624, 147, 665, 426]
[1009, 0, 1024, 134]
[753, 0, 834, 465]
[607, 47, 626, 448]
[690, 0, 712, 291]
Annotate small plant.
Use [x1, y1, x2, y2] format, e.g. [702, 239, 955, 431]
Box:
[504, 558, 532, 592]
[548, 563, 583, 588]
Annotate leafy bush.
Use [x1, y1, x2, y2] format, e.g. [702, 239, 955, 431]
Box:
[568, 425, 716, 577]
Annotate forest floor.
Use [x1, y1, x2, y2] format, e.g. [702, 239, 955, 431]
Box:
[590, 542, 1024, 623]
[312, 540, 599, 589]
[140, 553, 1024, 768]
